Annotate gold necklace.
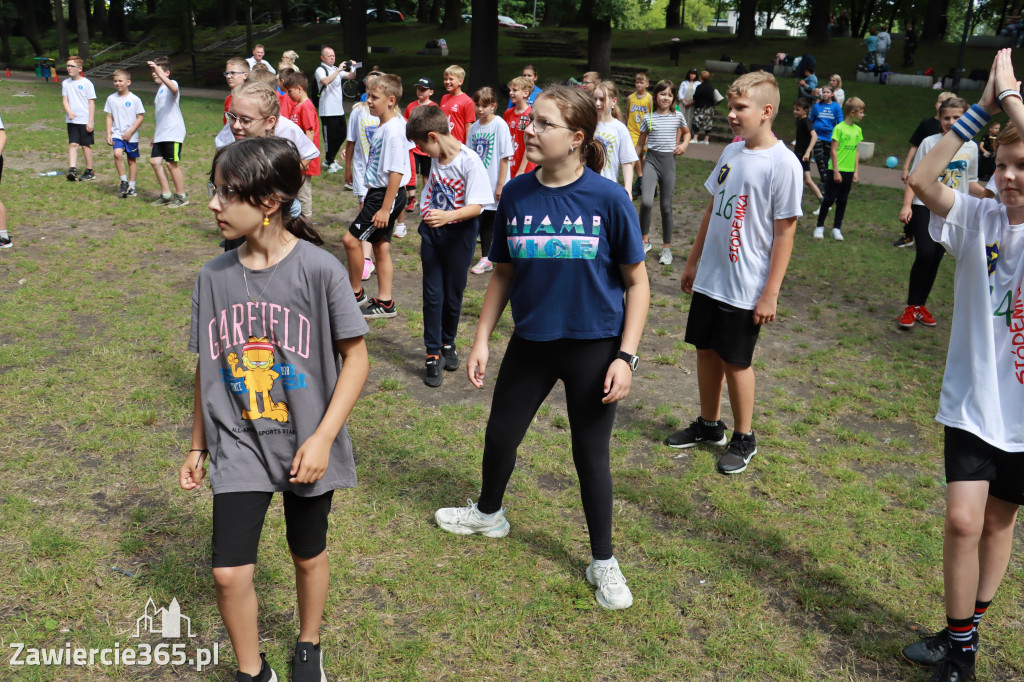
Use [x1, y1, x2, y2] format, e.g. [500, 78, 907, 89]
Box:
[240, 240, 291, 304]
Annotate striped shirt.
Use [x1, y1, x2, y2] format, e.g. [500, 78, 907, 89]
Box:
[639, 111, 687, 153]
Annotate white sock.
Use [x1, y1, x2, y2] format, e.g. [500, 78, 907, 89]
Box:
[129, 181, 136, 189]
[0, 229, 9, 239]
[592, 556, 617, 568]
[119, 174, 127, 182]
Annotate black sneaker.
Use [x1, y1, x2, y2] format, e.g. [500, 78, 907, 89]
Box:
[717, 432, 757, 474]
[125, 187, 137, 198]
[363, 298, 397, 319]
[354, 288, 370, 309]
[424, 355, 443, 387]
[79, 169, 96, 181]
[0, 235, 12, 249]
[292, 641, 326, 682]
[234, 652, 279, 682]
[66, 168, 77, 182]
[665, 417, 728, 449]
[119, 180, 129, 197]
[893, 234, 915, 248]
[441, 344, 459, 371]
[903, 629, 979, 668]
[926, 656, 976, 682]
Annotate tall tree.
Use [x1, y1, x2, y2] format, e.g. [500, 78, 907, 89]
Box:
[736, 0, 756, 40]
[54, 0, 69, 60]
[666, 0, 682, 27]
[587, 14, 611, 76]
[468, 0, 497, 94]
[74, 0, 88, 57]
[417, 0, 430, 23]
[429, 0, 440, 24]
[280, 0, 290, 27]
[347, 0, 368, 66]
[14, 0, 44, 54]
[807, 0, 830, 43]
[921, 0, 950, 41]
[107, 0, 125, 40]
[91, 0, 106, 39]
[441, 0, 460, 28]
[542, 0, 560, 25]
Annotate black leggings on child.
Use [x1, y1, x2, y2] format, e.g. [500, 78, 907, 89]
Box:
[813, 139, 832, 191]
[906, 204, 945, 306]
[817, 171, 854, 229]
[478, 210, 495, 259]
[476, 334, 619, 560]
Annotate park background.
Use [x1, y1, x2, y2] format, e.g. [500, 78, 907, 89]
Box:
[3, 1, 1024, 680]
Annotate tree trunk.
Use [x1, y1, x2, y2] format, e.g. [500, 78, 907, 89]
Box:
[587, 15, 610, 79]
[417, 0, 429, 23]
[280, 0, 290, 28]
[224, 0, 237, 26]
[807, 0, 830, 44]
[429, 0, 440, 25]
[468, 0, 497, 94]
[441, 0, 460, 28]
[852, 0, 876, 38]
[666, 0, 681, 27]
[997, 0, 1010, 33]
[107, 0, 125, 40]
[347, 0, 367, 66]
[146, 0, 156, 17]
[74, 0, 88, 57]
[54, 0, 69, 60]
[92, 0, 107, 39]
[680, 0, 687, 27]
[736, 0, 756, 41]
[245, 0, 252, 53]
[921, 0, 950, 42]
[15, 0, 44, 55]
[542, 0, 559, 26]
[1, 4, 11, 64]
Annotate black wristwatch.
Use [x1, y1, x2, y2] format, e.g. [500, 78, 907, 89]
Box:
[616, 350, 639, 371]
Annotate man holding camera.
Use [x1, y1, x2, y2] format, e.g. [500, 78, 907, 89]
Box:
[315, 46, 358, 173]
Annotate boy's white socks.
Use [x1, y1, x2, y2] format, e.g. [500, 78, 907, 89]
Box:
[119, 174, 127, 182]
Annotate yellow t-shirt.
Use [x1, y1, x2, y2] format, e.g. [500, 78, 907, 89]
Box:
[626, 92, 653, 145]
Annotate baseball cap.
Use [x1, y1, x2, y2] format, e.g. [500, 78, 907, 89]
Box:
[416, 77, 434, 90]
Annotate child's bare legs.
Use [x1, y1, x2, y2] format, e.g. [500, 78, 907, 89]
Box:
[150, 156, 172, 195]
[723, 362, 755, 434]
[68, 143, 79, 169]
[696, 348, 755, 434]
[803, 171, 823, 200]
[373, 240, 393, 300]
[82, 145, 93, 170]
[977, 496, 1019, 601]
[342, 231, 366, 293]
[293, 550, 329, 643]
[127, 158, 138, 183]
[113, 148, 126, 177]
[213, 564, 262, 676]
[166, 160, 185, 194]
[362, 241, 372, 263]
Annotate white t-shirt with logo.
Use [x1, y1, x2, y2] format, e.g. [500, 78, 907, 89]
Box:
[693, 140, 803, 310]
[420, 144, 494, 221]
[595, 118, 639, 185]
[364, 115, 412, 189]
[912, 133, 978, 207]
[467, 117, 513, 211]
[346, 105, 380, 199]
[931, 192, 1024, 450]
[153, 81, 186, 143]
[315, 62, 354, 118]
[103, 92, 145, 142]
[62, 77, 96, 124]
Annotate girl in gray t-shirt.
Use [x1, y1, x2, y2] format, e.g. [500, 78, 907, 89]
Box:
[179, 137, 369, 682]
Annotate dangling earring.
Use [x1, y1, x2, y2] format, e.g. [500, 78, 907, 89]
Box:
[263, 215, 270, 227]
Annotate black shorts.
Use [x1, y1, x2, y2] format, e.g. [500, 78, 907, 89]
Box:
[944, 427, 1024, 505]
[800, 158, 811, 172]
[151, 141, 183, 162]
[67, 123, 94, 147]
[414, 153, 432, 178]
[684, 291, 761, 368]
[0, 155, 4, 184]
[211, 490, 334, 567]
[349, 186, 407, 244]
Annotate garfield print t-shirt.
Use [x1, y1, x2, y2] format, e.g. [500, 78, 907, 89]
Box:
[188, 240, 369, 496]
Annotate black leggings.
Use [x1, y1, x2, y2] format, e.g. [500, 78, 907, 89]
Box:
[813, 139, 832, 191]
[906, 204, 945, 306]
[478, 209, 496, 259]
[477, 334, 619, 560]
[816, 171, 854, 229]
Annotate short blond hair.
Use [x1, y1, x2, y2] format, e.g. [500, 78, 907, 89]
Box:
[226, 57, 249, 72]
[508, 75, 533, 93]
[112, 69, 131, 80]
[369, 73, 403, 102]
[444, 64, 466, 81]
[727, 71, 780, 120]
[247, 65, 277, 87]
[232, 81, 280, 119]
[845, 96, 865, 114]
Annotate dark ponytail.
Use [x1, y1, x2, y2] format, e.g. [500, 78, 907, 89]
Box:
[535, 84, 604, 174]
[210, 137, 324, 245]
[583, 138, 605, 174]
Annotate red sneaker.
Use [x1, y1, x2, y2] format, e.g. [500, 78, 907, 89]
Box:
[898, 305, 917, 330]
[916, 305, 937, 326]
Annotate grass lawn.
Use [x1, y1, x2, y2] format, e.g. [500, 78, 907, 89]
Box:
[1, 73, 1023, 681]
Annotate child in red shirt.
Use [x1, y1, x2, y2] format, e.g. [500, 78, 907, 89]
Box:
[285, 71, 320, 218]
[503, 75, 537, 177]
[440, 65, 475, 144]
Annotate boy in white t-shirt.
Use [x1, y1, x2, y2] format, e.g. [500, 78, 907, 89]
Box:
[344, 73, 383, 282]
[406, 104, 493, 387]
[467, 87, 513, 275]
[146, 57, 188, 208]
[103, 69, 145, 198]
[670, 71, 802, 475]
[61, 55, 97, 182]
[898, 49, 1024, 682]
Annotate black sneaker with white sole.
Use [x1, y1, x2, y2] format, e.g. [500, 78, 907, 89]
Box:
[441, 344, 459, 371]
[354, 288, 370, 309]
[717, 432, 757, 474]
[363, 298, 397, 319]
[424, 355, 443, 387]
[926, 656, 976, 682]
[292, 641, 327, 682]
[66, 168, 78, 182]
[119, 180, 129, 197]
[79, 169, 96, 181]
[902, 629, 979, 668]
[125, 187, 137, 198]
[665, 417, 728, 448]
[234, 652, 278, 682]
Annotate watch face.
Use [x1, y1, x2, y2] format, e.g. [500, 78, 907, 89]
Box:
[629, 356, 639, 370]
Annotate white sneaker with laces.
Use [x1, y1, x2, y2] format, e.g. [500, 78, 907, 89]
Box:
[831, 228, 844, 241]
[642, 242, 652, 254]
[586, 559, 634, 610]
[811, 207, 820, 216]
[658, 247, 673, 265]
[435, 500, 510, 537]
[812, 226, 824, 239]
[394, 223, 407, 238]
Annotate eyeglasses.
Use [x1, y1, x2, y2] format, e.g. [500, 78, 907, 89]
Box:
[223, 70, 247, 77]
[207, 182, 240, 202]
[527, 117, 571, 134]
[226, 112, 267, 128]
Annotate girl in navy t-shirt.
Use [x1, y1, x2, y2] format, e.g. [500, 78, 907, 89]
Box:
[433, 85, 650, 610]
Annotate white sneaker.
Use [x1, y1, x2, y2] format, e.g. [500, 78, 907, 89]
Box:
[329, 161, 343, 173]
[435, 500, 510, 537]
[394, 222, 407, 238]
[811, 207, 820, 216]
[812, 226, 824, 239]
[658, 247, 673, 265]
[586, 559, 634, 610]
[643, 242, 652, 254]
[832, 228, 844, 241]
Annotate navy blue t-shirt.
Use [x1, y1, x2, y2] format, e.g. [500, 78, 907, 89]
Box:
[488, 167, 645, 341]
